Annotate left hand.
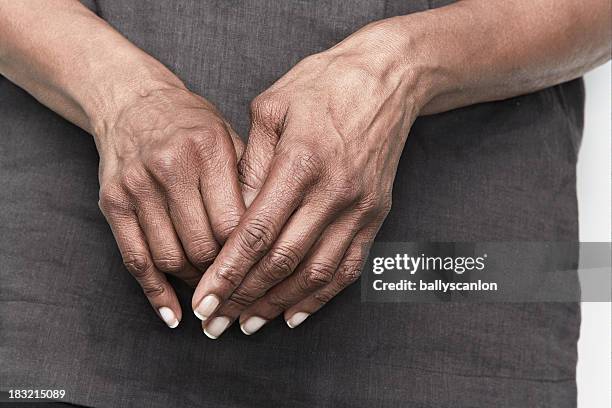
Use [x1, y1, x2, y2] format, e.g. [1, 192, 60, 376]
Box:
[192, 22, 430, 338]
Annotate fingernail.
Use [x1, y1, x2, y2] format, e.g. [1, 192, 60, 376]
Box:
[194, 294, 220, 321]
[240, 316, 267, 335]
[158, 307, 179, 328]
[203, 316, 231, 339]
[286, 312, 310, 328]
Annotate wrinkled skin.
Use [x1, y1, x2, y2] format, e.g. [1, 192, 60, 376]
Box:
[97, 87, 245, 324]
[192, 26, 423, 337]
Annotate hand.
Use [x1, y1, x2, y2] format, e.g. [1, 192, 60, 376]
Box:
[192, 22, 429, 338]
[97, 85, 245, 328]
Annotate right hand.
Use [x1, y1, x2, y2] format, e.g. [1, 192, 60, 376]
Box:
[96, 85, 245, 328]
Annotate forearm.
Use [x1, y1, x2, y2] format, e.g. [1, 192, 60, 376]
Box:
[0, 0, 183, 136]
[356, 0, 611, 115]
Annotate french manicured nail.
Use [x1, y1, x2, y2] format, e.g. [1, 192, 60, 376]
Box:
[203, 316, 231, 339]
[194, 294, 219, 321]
[158, 307, 179, 328]
[240, 316, 267, 335]
[286, 312, 310, 328]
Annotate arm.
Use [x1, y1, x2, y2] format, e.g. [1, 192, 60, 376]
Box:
[399, 0, 611, 114]
[0, 0, 172, 134]
[192, 0, 610, 337]
[0, 0, 246, 328]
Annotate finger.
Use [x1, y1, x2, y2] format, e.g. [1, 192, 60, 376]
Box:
[227, 125, 246, 160]
[99, 189, 182, 329]
[239, 94, 287, 206]
[165, 184, 219, 275]
[129, 180, 201, 286]
[203, 197, 346, 335]
[192, 148, 321, 328]
[198, 122, 246, 244]
[237, 216, 360, 335]
[283, 225, 379, 329]
[239, 116, 278, 206]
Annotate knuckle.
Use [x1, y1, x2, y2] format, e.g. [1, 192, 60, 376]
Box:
[289, 145, 324, 174]
[266, 245, 301, 276]
[329, 177, 360, 208]
[249, 95, 269, 118]
[121, 166, 151, 195]
[301, 262, 336, 288]
[250, 93, 283, 124]
[357, 193, 392, 220]
[188, 240, 219, 269]
[242, 263, 289, 293]
[98, 183, 126, 213]
[189, 122, 226, 160]
[237, 219, 276, 257]
[336, 262, 363, 287]
[146, 150, 181, 187]
[197, 118, 228, 140]
[214, 263, 244, 288]
[356, 193, 378, 215]
[211, 213, 242, 242]
[123, 252, 151, 279]
[278, 144, 325, 188]
[152, 250, 186, 273]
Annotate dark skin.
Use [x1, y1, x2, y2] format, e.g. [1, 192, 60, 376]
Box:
[1, 0, 609, 334]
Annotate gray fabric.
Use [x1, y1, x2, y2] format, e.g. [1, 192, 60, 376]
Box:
[0, 1, 583, 407]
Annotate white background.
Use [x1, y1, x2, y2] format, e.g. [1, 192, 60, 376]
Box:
[577, 62, 611, 408]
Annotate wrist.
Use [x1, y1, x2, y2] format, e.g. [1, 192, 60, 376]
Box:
[78, 53, 186, 144]
[0, 1, 188, 139]
[342, 13, 456, 117]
